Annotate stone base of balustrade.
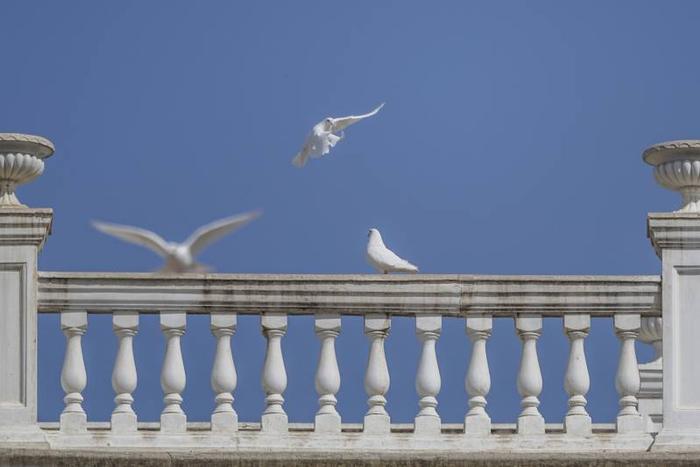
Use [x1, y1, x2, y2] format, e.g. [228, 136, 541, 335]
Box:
[12, 423, 653, 454]
[652, 429, 700, 451]
[0, 429, 663, 466]
[0, 425, 49, 449]
[3, 447, 700, 467]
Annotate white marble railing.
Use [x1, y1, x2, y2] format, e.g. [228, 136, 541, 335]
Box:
[36, 272, 661, 445]
[8, 134, 700, 460]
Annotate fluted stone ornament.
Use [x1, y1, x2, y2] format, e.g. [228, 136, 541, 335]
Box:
[638, 317, 662, 362]
[0, 133, 54, 207]
[643, 140, 700, 212]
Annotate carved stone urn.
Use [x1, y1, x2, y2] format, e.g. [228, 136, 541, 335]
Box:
[638, 317, 662, 363]
[0, 133, 54, 207]
[643, 140, 700, 213]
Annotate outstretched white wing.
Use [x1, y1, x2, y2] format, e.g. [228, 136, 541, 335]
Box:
[92, 221, 170, 257]
[185, 210, 262, 255]
[292, 133, 317, 167]
[330, 103, 384, 132]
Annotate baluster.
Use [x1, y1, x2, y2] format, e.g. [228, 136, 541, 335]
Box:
[111, 312, 138, 433]
[261, 313, 288, 432]
[60, 311, 88, 433]
[210, 313, 237, 432]
[363, 313, 391, 434]
[615, 313, 644, 433]
[515, 315, 544, 434]
[160, 311, 186, 432]
[314, 313, 341, 433]
[563, 314, 591, 435]
[465, 315, 492, 436]
[415, 315, 441, 435]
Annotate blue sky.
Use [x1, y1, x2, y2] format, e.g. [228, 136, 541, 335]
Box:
[2, 0, 691, 424]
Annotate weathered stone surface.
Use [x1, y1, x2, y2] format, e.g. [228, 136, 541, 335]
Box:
[37, 272, 661, 316]
[2, 448, 700, 466]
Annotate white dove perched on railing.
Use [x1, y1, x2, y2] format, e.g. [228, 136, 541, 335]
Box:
[366, 228, 419, 274]
[92, 211, 261, 273]
[292, 103, 384, 168]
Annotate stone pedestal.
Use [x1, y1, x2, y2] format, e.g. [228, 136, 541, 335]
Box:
[648, 213, 700, 449]
[0, 134, 54, 442]
[0, 209, 52, 430]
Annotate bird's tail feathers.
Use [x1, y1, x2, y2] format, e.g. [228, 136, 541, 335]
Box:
[191, 263, 212, 273]
[292, 152, 307, 168]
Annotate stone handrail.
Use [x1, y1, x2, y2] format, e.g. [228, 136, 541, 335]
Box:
[37, 272, 661, 316]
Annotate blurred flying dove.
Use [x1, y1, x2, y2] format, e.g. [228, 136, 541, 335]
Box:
[292, 103, 384, 167]
[366, 228, 418, 274]
[92, 211, 261, 273]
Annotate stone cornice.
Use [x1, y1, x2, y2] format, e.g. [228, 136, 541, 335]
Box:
[37, 272, 660, 316]
[0, 208, 53, 248]
[647, 213, 700, 256]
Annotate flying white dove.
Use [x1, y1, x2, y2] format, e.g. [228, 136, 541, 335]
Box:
[292, 103, 385, 167]
[366, 228, 419, 274]
[92, 211, 261, 273]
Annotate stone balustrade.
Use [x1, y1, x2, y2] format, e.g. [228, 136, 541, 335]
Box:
[4, 134, 700, 464]
[32, 272, 662, 453]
